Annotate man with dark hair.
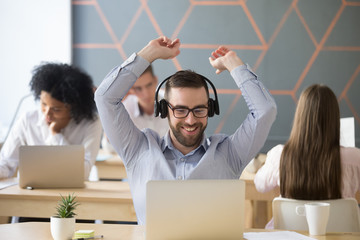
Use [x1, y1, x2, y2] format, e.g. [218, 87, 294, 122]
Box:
[95, 36, 277, 224]
[0, 63, 102, 180]
[101, 64, 168, 153]
[123, 64, 168, 137]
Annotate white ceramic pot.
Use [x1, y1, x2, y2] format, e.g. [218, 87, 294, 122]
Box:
[50, 216, 75, 240]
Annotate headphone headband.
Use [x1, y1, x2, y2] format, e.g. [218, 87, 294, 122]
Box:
[154, 72, 220, 118]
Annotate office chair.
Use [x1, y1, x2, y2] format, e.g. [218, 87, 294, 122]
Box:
[272, 197, 360, 232]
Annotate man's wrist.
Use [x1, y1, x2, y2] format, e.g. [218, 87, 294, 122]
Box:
[137, 46, 156, 63]
[224, 53, 244, 72]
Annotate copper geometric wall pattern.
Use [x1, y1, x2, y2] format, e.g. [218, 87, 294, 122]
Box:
[73, 0, 360, 151]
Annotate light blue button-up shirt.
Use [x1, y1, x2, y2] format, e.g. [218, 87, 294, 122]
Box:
[95, 53, 277, 225]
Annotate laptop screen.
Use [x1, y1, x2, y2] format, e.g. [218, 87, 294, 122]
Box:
[146, 179, 245, 240]
[19, 145, 85, 189]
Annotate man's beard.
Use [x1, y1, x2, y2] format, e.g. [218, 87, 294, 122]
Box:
[169, 120, 207, 148]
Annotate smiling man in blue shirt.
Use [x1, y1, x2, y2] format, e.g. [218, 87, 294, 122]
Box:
[95, 36, 277, 225]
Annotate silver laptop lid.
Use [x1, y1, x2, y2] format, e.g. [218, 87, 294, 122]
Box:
[146, 179, 245, 240]
[19, 145, 85, 189]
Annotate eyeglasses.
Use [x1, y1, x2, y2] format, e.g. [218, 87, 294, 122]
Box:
[167, 102, 208, 118]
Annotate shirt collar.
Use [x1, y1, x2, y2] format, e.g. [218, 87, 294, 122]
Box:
[133, 98, 149, 117]
[133, 101, 141, 117]
[161, 131, 209, 155]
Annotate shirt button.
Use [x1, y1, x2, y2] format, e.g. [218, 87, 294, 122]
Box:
[177, 176, 183, 180]
[180, 158, 185, 162]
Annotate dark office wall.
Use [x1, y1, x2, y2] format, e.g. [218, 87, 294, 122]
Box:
[72, 0, 360, 152]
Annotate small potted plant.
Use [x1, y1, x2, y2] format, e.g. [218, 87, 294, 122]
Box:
[50, 193, 79, 240]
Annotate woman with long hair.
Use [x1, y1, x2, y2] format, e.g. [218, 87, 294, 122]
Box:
[254, 84, 360, 227]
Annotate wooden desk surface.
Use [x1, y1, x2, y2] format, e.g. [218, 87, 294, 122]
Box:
[95, 154, 280, 202]
[0, 222, 359, 240]
[95, 152, 127, 180]
[240, 170, 280, 201]
[95, 152, 360, 204]
[0, 181, 136, 221]
[95, 152, 277, 201]
[95, 151, 280, 201]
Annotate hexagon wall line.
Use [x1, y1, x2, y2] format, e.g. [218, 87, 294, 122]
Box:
[73, 0, 360, 149]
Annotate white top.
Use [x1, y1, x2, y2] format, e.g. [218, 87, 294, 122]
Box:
[0, 109, 102, 180]
[254, 144, 360, 198]
[123, 93, 169, 137]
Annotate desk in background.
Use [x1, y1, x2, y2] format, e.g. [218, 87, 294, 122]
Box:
[95, 151, 127, 180]
[79, 152, 360, 228]
[240, 170, 279, 228]
[1, 222, 359, 240]
[93, 153, 280, 228]
[240, 170, 280, 201]
[94, 151, 278, 201]
[0, 170, 277, 227]
[0, 181, 136, 222]
[94, 152, 279, 201]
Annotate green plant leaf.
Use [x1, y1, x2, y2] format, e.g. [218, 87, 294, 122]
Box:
[54, 193, 79, 218]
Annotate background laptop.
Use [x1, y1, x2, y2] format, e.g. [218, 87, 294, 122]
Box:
[19, 145, 85, 189]
[146, 179, 245, 240]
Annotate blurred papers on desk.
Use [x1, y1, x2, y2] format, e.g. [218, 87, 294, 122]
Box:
[340, 117, 355, 147]
[96, 153, 112, 162]
[244, 231, 315, 240]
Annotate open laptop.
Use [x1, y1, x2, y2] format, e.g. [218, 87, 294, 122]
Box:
[19, 145, 85, 189]
[146, 179, 245, 240]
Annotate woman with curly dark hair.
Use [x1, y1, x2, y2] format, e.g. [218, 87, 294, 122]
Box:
[0, 63, 102, 180]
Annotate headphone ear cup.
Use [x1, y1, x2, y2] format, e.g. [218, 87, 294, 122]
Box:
[159, 99, 168, 118]
[154, 101, 160, 117]
[214, 99, 220, 115]
[208, 99, 215, 117]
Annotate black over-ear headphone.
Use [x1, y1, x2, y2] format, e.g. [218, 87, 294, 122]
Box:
[154, 73, 220, 118]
